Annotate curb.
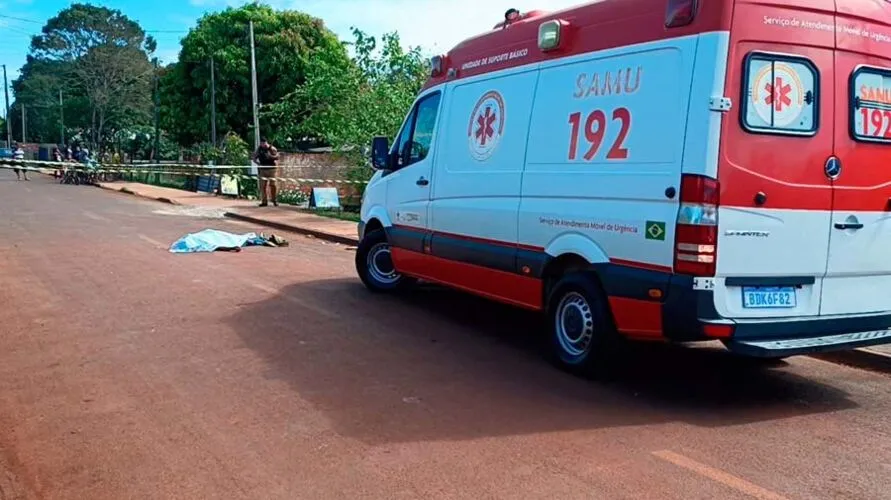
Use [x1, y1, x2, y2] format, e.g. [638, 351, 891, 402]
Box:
[94, 182, 357, 246]
[97, 184, 180, 205]
[224, 211, 359, 246]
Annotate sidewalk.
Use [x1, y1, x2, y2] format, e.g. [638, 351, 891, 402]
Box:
[96, 181, 359, 245]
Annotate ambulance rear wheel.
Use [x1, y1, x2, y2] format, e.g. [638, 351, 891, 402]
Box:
[355, 229, 415, 292]
[546, 273, 618, 377]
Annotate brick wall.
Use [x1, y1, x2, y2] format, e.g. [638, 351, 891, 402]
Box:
[276, 152, 363, 206]
[277, 152, 349, 181]
[17, 143, 42, 160]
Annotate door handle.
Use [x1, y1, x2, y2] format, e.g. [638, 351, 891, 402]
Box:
[834, 222, 864, 230]
[416, 177, 429, 186]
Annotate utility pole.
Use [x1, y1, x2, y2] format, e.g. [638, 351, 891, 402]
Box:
[20, 104, 25, 144]
[210, 57, 217, 146]
[2, 64, 11, 148]
[153, 58, 160, 160]
[249, 20, 260, 150]
[59, 89, 65, 145]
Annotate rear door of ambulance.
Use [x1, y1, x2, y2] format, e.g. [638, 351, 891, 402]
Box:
[714, 0, 836, 321]
[821, 1, 891, 317]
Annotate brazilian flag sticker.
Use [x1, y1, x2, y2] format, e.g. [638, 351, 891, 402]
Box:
[645, 221, 666, 241]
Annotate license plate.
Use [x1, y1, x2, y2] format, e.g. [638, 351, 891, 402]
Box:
[742, 287, 797, 309]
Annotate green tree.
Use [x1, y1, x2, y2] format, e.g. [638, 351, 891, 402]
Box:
[10, 59, 59, 143]
[190, 132, 250, 166]
[115, 125, 178, 161]
[161, 3, 350, 147]
[263, 28, 428, 170]
[15, 3, 156, 149]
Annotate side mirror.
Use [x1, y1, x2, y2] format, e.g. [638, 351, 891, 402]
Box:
[371, 136, 390, 170]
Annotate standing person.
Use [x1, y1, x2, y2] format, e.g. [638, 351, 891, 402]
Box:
[52, 147, 64, 179]
[252, 137, 280, 207]
[12, 143, 28, 181]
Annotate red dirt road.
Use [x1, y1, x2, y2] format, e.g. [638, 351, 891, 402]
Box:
[2, 175, 891, 499]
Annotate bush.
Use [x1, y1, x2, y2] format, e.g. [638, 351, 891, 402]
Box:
[189, 132, 250, 166]
[277, 188, 309, 206]
[188, 132, 254, 197]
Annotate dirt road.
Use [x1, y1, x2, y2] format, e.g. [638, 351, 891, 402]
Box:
[1, 174, 891, 499]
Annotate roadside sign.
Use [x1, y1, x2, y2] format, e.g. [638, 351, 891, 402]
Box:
[310, 187, 340, 209]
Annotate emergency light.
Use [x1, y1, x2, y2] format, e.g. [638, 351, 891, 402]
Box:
[665, 0, 698, 28]
[538, 20, 564, 51]
[430, 55, 444, 77]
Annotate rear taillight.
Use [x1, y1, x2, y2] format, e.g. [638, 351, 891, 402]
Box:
[674, 174, 718, 276]
[665, 0, 698, 28]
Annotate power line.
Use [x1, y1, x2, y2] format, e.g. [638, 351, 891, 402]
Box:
[4, 26, 35, 37]
[0, 14, 40, 24]
[1, 14, 190, 33]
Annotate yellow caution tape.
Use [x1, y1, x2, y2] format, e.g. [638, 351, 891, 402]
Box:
[0, 159, 368, 185]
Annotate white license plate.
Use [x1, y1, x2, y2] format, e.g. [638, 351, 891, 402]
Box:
[742, 287, 797, 309]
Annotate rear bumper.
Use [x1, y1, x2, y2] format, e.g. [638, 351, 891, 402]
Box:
[725, 329, 891, 358]
[660, 275, 891, 357]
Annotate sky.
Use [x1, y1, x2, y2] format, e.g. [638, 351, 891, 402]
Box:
[0, 0, 585, 119]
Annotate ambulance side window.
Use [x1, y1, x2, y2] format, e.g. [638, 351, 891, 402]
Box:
[741, 53, 818, 136]
[407, 92, 442, 164]
[850, 67, 891, 144]
[392, 91, 442, 169]
[393, 111, 417, 169]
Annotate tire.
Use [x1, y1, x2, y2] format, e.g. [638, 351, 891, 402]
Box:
[545, 273, 620, 378]
[355, 229, 416, 292]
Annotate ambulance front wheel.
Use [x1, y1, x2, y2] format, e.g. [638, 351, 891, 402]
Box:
[355, 229, 416, 292]
[546, 273, 618, 377]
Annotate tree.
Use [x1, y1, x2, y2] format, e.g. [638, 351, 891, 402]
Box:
[18, 3, 156, 149]
[161, 3, 350, 147]
[9, 57, 90, 144]
[262, 29, 428, 168]
[116, 125, 178, 161]
[190, 132, 250, 166]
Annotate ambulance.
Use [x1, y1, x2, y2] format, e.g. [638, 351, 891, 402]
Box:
[355, 0, 891, 375]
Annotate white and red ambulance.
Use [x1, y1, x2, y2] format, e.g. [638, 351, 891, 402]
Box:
[355, 0, 891, 375]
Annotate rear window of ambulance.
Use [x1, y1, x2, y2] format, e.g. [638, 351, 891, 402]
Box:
[851, 67, 891, 144]
[742, 53, 819, 136]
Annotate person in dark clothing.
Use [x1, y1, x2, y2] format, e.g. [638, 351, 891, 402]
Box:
[253, 137, 280, 207]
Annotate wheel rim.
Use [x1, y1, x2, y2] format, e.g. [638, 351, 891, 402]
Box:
[555, 291, 595, 357]
[366, 242, 400, 285]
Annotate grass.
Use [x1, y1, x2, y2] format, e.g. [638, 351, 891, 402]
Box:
[306, 208, 361, 223]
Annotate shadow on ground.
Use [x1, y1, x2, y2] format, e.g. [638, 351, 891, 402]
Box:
[814, 350, 891, 374]
[227, 279, 857, 445]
